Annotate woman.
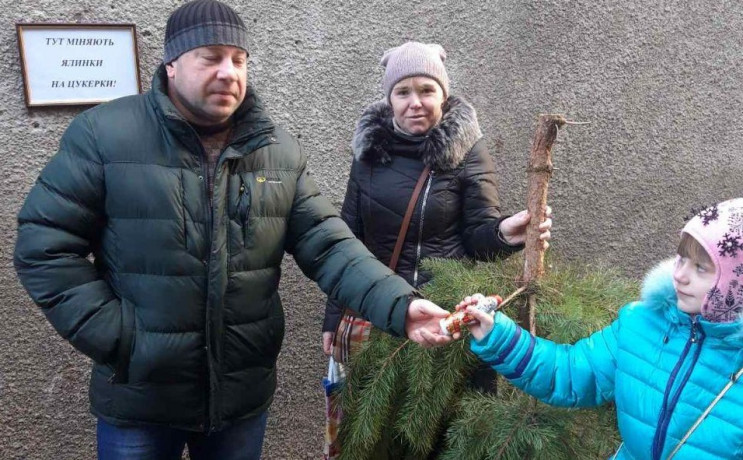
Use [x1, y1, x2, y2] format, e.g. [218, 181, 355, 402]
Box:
[323, 41, 550, 355]
[321, 41, 551, 459]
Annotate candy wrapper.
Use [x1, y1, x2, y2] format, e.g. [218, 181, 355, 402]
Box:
[440, 294, 503, 335]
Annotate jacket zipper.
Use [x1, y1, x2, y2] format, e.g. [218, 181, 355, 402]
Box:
[171, 115, 274, 432]
[195, 140, 215, 433]
[187, 125, 226, 432]
[651, 316, 705, 460]
[198, 129, 275, 432]
[412, 170, 434, 287]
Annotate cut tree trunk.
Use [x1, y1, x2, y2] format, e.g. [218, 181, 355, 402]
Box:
[518, 114, 566, 333]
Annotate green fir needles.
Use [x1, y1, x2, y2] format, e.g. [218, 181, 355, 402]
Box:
[337, 256, 638, 460]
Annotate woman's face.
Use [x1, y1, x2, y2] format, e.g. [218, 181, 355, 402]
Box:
[389, 77, 445, 135]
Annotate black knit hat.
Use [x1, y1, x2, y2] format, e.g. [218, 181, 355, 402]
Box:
[164, 0, 249, 63]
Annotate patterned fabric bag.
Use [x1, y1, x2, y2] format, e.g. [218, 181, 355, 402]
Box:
[323, 356, 345, 460]
[331, 313, 373, 364]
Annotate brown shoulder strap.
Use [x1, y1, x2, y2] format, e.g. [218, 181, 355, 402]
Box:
[389, 165, 431, 272]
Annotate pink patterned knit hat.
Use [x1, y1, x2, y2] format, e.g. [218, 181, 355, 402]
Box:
[682, 198, 743, 322]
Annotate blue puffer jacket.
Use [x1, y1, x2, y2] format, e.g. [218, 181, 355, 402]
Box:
[471, 260, 743, 459]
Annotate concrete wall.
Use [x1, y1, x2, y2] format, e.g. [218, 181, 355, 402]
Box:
[1, 0, 741, 458]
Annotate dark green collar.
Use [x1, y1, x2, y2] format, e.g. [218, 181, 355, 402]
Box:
[149, 64, 275, 147]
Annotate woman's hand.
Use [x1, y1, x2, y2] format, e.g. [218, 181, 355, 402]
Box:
[498, 206, 552, 247]
[323, 331, 334, 356]
[454, 294, 495, 342]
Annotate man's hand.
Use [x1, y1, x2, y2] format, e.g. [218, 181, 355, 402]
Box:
[406, 298, 459, 347]
[498, 206, 553, 247]
[322, 331, 334, 356]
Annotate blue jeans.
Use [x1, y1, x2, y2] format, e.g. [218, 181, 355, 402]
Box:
[97, 412, 268, 460]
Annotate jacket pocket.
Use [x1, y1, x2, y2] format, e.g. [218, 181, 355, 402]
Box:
[236, 174, 253, 248]
[111, 298, 135, 384]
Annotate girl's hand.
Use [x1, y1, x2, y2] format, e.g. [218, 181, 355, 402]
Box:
[454, 293, 484, 312]
[465, 304, 495, 342]
[454, 293, 495, 341]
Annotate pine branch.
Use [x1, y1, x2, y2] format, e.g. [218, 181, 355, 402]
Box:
[495, 408, 533, 459]
[380, 340, 409, 372]
[339, 256, 634, 459]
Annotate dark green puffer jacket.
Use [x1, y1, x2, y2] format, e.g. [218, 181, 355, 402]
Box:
[14, 66, 414, 432]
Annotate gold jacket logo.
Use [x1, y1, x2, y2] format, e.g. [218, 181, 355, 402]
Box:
[256, 176, 282, 184]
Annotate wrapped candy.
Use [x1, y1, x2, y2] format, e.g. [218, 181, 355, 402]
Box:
[440, 294, 503, 335]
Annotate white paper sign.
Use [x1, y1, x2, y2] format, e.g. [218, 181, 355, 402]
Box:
[17, 24, 141, 106]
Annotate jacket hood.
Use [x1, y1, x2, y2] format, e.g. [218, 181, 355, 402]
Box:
[642, 258, 743, 343]
[351, 95, 482, 171]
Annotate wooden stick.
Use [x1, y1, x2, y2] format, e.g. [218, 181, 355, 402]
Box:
[519, 114, 566, 333]
[494, 286, 527, 311]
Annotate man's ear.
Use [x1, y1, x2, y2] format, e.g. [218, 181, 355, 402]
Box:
[165, 62, 176, 78]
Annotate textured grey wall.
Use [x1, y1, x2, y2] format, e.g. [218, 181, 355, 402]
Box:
[1, 0, 741, 458]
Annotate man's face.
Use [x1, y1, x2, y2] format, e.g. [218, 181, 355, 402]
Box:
[166, 45, 248, 126]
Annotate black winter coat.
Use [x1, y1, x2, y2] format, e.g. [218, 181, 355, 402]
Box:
[14, 66, 417, 432]
[324, 96, 520, 332]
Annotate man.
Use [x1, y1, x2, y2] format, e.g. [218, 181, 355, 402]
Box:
[13, 1, 456, 458]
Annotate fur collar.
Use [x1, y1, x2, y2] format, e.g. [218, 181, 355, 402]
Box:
[641, 258, 678, 311]
[351, 96, 483, 171]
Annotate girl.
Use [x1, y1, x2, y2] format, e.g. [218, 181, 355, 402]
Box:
[460, 198, 743, 459]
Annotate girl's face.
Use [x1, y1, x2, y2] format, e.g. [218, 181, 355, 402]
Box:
[389, 77, 445, 135]
[673, 255, 717, 315]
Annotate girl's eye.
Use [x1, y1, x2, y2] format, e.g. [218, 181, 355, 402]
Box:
[696, 263, 709, 273]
